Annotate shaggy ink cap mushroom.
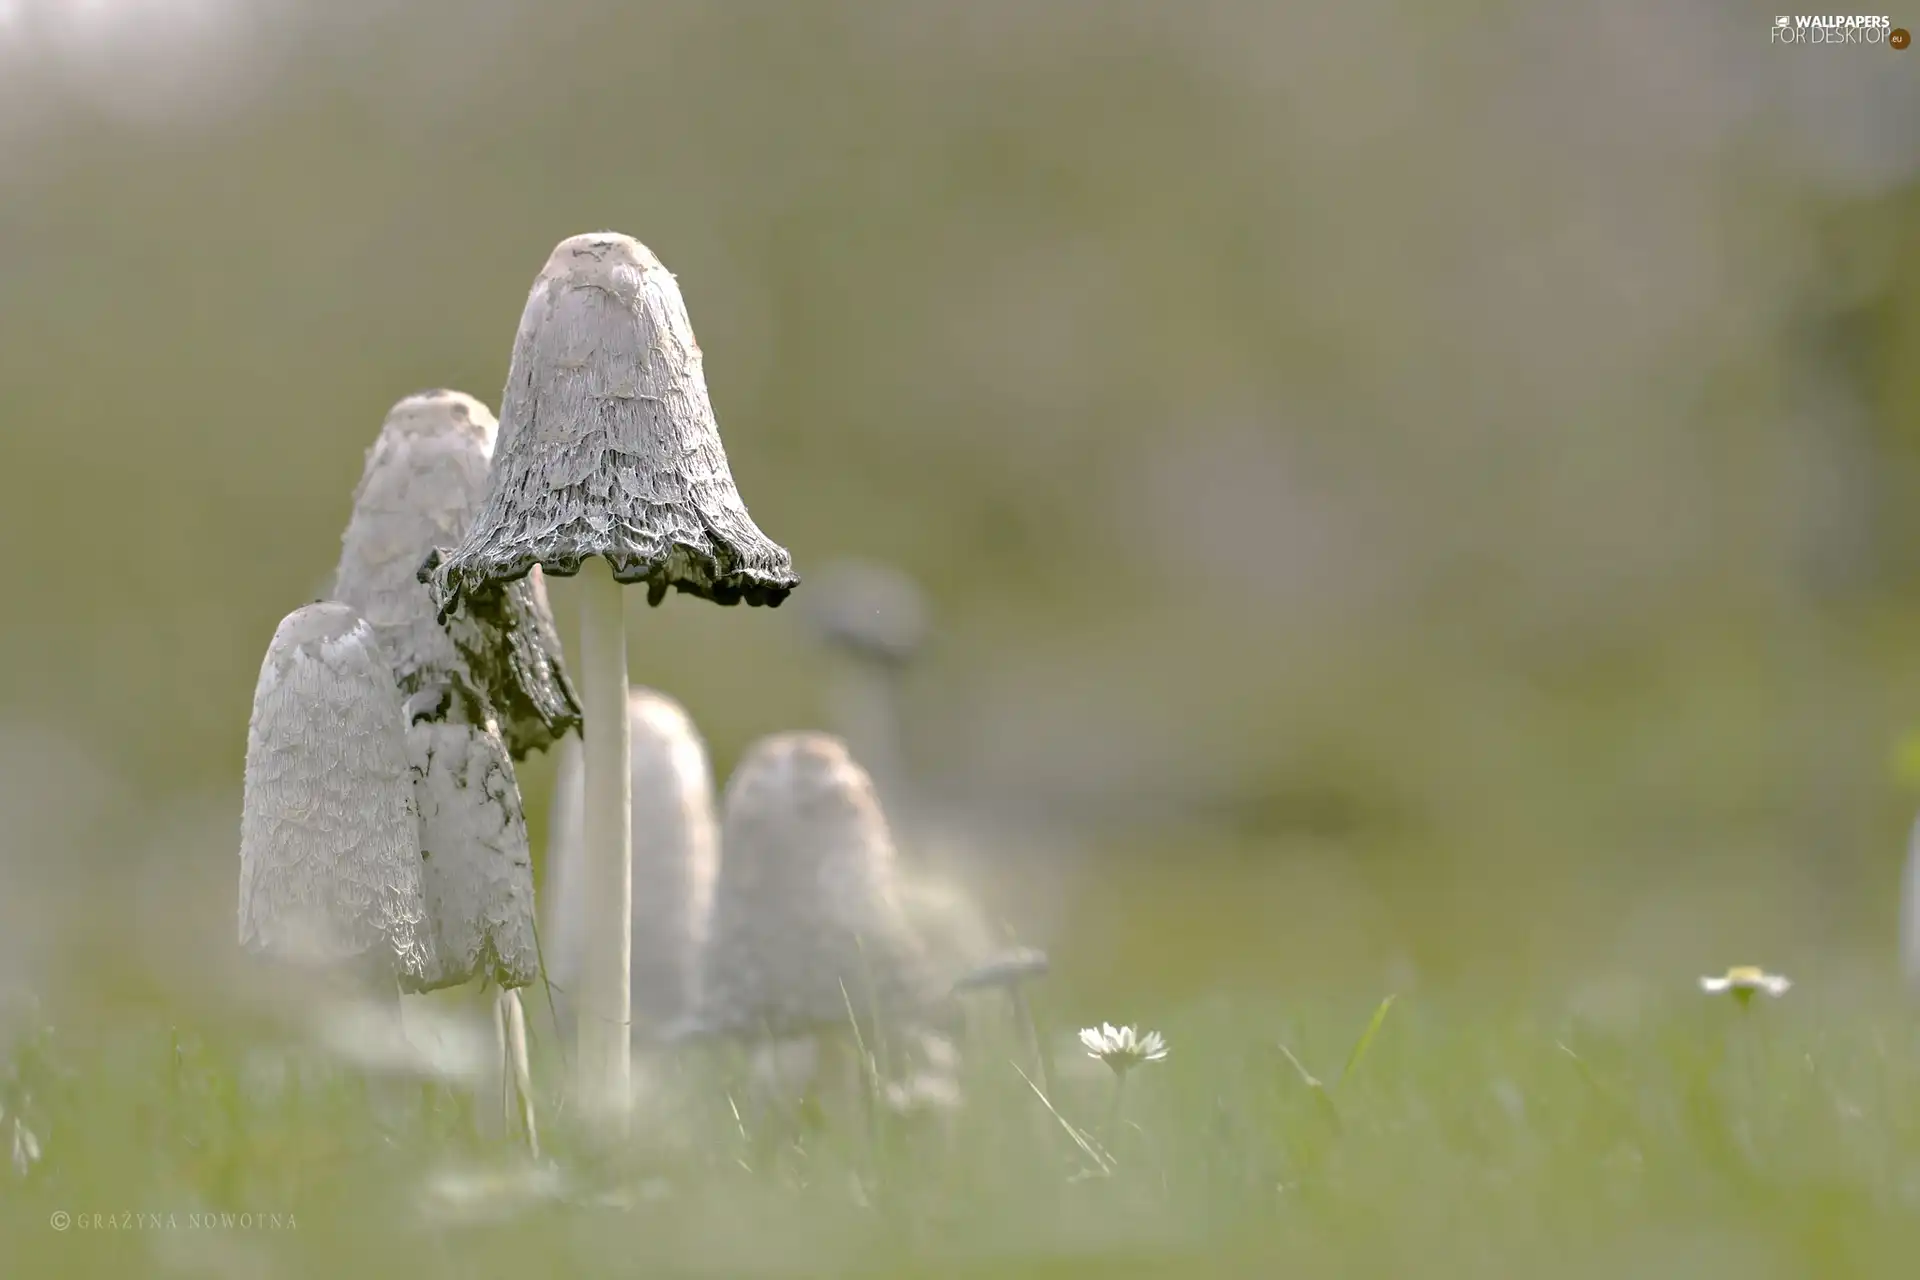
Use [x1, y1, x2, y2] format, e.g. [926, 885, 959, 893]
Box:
[405, 715, 541, 992]
[238, 602, 432, 983]
[334, 390, 580, 759]
[422, 234, 799, 619]
[802, 559, 929, 668]
[545, 688, 721, 1038]
[696, 731, 938, 1039]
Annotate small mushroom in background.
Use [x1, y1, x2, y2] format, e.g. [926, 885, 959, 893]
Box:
[332, 389, 580, 1154]
[422, 232, 798, 1127]
[800, 558, 998, 993]
[543, 688, 720, 1047]
[951, 946, 1054, 1095]
[692, 731, 955, 1122]
[798, 559, 928, 823]
[238, 602, 432, 990]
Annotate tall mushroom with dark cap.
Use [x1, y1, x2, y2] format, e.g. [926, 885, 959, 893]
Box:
[239, 602, 432, 990]
[422, 233, 799, 1121]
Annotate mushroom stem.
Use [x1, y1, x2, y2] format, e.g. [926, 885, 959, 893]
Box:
[1008, 986, 1053, 1098]
[495, 988, 539, 1158]
[830, 658, 908, 830]
[577, 556, 634, 1128]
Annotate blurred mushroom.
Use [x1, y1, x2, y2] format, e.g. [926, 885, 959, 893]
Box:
[952, 946, 1053, 1093]
[694, 732, 953, 1116]
[422, 233, 798, 1124]
[799, 559, 928, 820]
[238, 603, 432, 990]
[801, 559, 996, 991]
[544, 688, 720, 1045]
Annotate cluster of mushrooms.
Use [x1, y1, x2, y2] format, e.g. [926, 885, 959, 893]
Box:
[236, 233, 1046, 1152]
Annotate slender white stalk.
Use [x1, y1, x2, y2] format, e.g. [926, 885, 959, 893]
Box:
[830, 659, 908, 827]
[496, 988, 538, 1158]
[577, 556, 633, 1125]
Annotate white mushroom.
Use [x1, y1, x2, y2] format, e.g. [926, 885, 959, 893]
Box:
[330, 391, 561, 998]
[423, 234, 798, 1123]
[406, 716, 539, 990]
[238, 602, 431, 985]
[331, 390, 576, 1153]
[693, 732, 958, 1119]
[800, 559, 996, 990]
[799, 558, 929, 821]
[543, 688, 720, 1043]
[335, 389, 579, 758]
[952, 946, 1054, 1092]
[696, 731, 940, 1041]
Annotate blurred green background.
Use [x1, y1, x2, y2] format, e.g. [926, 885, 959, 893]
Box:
[2, 0, 1919, 1018]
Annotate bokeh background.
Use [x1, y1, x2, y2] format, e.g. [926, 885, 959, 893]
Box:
[2, 0, 1919, 1030]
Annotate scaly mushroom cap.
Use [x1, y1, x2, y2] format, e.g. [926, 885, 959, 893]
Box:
[545, 688, 720, 1036]
[404, 715, 541, 992]
[333, 390, 580, 759]
[802, 559, 929, 667]
[238, 603, 432, 981]
[422, 233, 799, 619]
[696, 731, 938, 1038]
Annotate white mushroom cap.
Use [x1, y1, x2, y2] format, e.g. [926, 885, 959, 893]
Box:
[544, 688, 720, 1036]
[238, 603, 432, 982]
[423, 232, 799, 619]
[696, 731, 938, 1038]
[333, 390, 580, 759]
[332, 391, 494, 695]
[801, 559, 930, 666]
[952, 946, 1051, 994]
[406, 716, 540, 992]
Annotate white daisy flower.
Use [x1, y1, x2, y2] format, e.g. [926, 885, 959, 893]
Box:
[1078, 1023, 1168, 1074]
[1699, 966, 1791, 1004]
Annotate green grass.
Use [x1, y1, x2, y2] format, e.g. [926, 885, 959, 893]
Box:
[8, 973, 1920, 1278]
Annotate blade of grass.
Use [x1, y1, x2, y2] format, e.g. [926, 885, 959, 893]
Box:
[1278, 1043, 1343, 1131]
[1012, 1061, 1111, 1175]
[1338, 994, 1398, 1089]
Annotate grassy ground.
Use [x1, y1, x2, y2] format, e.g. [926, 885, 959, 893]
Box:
[7, 947, 1920, 1279]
